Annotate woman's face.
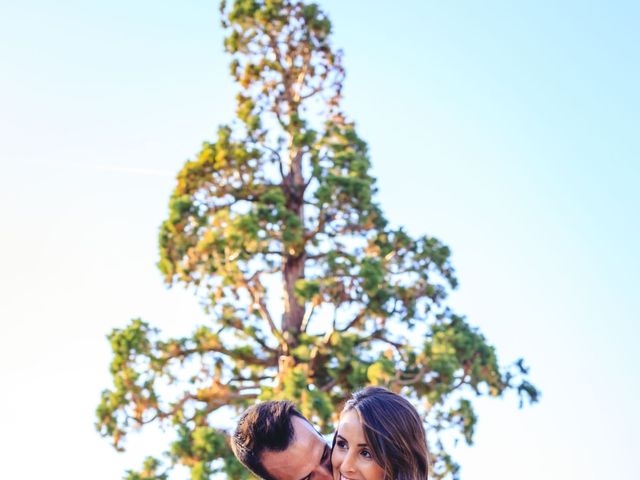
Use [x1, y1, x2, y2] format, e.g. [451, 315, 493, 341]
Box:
[331, 409, 385, 480]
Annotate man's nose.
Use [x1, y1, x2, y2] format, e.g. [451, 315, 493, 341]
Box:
[316, 468, 333, 480]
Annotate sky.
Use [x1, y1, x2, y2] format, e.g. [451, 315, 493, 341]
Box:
[1, 0, 639, 478]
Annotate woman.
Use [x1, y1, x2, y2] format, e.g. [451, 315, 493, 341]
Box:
[331, 386, 430, 480]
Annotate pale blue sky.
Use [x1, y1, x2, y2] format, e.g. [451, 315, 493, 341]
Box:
[1, 1, 638, 479]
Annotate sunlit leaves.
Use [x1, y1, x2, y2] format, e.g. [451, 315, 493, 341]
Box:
[97, 1, 538, 479]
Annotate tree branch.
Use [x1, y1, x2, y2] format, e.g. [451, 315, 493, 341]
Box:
[300, 303, 316, 333]
[337, 308, 367, 333]
[241, 278, 288, 351]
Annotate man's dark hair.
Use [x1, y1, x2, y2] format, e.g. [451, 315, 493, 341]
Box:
[231, 400, 306, 480]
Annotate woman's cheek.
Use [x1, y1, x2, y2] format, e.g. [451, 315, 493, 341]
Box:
[331, 448, 344, 473]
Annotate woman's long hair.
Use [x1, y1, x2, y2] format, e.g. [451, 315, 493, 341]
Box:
[340, 386, 430, 480]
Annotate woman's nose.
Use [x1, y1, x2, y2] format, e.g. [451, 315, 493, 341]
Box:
[340, 451, 357, 474]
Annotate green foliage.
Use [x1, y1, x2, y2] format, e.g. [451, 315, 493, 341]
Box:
[97, 1, 538, 479]
[123, 457, 168, 480]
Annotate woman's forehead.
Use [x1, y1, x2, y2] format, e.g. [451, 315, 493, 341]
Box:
[337, 409, 366, 441]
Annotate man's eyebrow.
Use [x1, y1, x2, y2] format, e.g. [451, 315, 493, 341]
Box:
[321, 443, 330, 459]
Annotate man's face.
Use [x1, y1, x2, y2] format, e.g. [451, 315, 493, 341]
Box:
[260, 416, 333, 480]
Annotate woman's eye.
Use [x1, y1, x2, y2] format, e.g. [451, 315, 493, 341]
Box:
[336, 440, 347, 449]
[361, 449, 372, 459]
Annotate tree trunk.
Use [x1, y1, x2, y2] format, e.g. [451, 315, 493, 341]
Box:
[282, 145, 306, 346]
[282, 251, 305, 339]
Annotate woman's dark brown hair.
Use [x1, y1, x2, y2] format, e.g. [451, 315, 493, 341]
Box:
[339, 386, 430, 480]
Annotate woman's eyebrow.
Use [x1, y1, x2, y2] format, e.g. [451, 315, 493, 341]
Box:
[336, 434, 368, 447]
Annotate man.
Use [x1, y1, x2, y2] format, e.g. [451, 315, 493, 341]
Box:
[231, 400, 333, 480]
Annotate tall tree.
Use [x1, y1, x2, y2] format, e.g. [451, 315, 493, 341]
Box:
[96, 1, 538, 479]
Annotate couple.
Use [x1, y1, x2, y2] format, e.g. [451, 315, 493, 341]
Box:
[232, 386, 430, 480]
